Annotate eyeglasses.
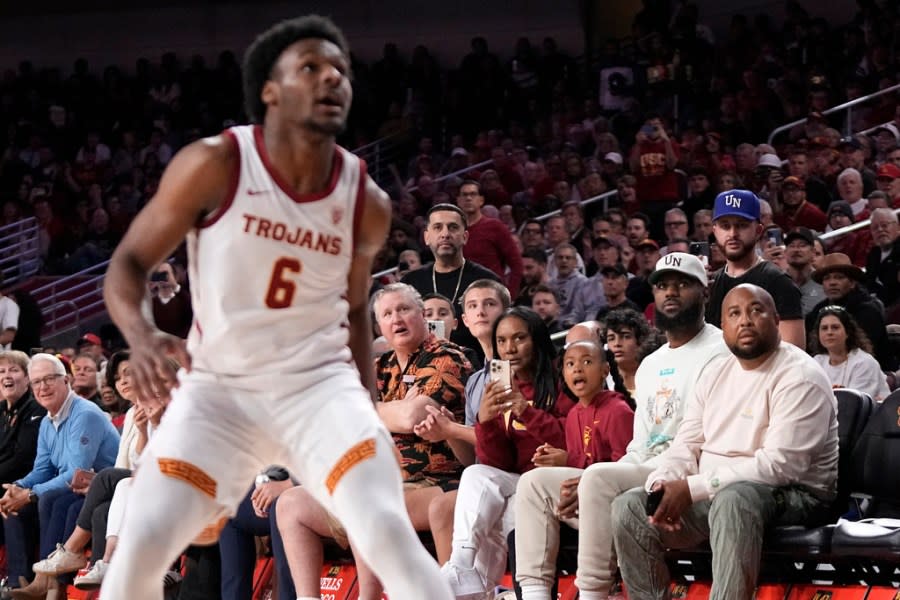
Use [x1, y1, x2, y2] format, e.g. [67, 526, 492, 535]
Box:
[29, 374, 64, 388]
[665, 221, 688, 227]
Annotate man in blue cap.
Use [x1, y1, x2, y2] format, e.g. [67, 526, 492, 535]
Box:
[705, 189, 806, 348]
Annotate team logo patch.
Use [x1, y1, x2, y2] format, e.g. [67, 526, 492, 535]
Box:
[332, 208, 344, 224]
[158, 458, 218, 499]
[325, 438, 377, 494]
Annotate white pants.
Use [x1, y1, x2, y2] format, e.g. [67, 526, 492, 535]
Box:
[106, 477, 132, 539]
[101, 364, 451, 600]
[449, 464, 520, 591]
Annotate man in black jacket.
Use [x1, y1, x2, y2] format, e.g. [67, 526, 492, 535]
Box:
[807, 253, 897, 370]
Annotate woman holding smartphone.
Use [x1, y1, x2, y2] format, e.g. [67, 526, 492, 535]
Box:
[441, 307, 574, 598]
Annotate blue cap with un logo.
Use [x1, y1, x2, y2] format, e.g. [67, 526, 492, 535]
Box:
[713, 189, 760, 221]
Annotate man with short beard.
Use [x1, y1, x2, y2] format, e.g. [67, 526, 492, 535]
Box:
[612, 284, 838, 600]
[514, 253, 727, 600]
[774, 176, 826, 232]
[706, 190, 805, 348]
[783, 228, 825, 317]
[866, 208, 900, 308]
[516, 249, 549, 308]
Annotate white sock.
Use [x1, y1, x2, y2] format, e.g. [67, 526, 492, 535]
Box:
[520, 583, 553, 600]
[579, 591, 610, 600]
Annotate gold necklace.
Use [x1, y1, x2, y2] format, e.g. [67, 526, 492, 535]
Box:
[432, 259, 466, 304]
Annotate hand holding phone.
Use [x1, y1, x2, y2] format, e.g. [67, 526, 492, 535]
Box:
[646, 487, 664, 516]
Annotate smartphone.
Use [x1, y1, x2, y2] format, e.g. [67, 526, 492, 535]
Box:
[640, 124, 655, 136]
[29, 347, 43, 357]
[150, 271, 168, 282]
[426, 320, 446, 340]
[489, 359, 512, 389]
[766, 228, 784, 247]
[689, 241, 710, 267]
[646, 487, 664, 516]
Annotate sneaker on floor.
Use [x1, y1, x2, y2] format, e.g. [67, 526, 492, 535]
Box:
[440, 562, 488, 598]
[74, 560, 108, 590]
[32, 544, 87, 575]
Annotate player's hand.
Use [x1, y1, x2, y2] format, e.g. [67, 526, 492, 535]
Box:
[126, 329, 192, 402]
[556, 477, 581, 519]
[648, 479, 692, 532]
[478, 379, 514, 423]
[413, 404, 458, 442]
[251, 480, 294, 518]
[532, 444, 568, 467]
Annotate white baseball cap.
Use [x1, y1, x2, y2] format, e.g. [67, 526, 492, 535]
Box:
[757, 153, 782, 169]
[603, 152, 623, 165]
[648, 252, 708, 288]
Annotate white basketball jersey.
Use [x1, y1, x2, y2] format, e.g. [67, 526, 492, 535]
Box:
[185, 125, 364, 377]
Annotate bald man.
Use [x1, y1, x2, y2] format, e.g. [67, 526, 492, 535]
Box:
[612, 284, 839, 600]
[564, 321, 603, 346]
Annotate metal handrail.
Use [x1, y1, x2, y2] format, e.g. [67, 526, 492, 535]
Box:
[818, 208, 900, 242]
[767, 82, 900, 144]
[0, 217, 37, 236]
[30, 260, 110, 298]
[406, 159, 495, 193]
[352, 132, 402, 155]
[858, 120, 896, 137]
[533, 189, 619, 222]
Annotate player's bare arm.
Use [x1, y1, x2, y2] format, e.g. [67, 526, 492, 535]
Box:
[104, 134, 238, 400]
[346, 174, 391, 401]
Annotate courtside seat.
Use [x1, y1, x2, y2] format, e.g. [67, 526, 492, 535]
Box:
[831, 389, 900, 574]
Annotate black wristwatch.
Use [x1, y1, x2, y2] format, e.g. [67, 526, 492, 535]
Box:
[27, 489, 37, 503]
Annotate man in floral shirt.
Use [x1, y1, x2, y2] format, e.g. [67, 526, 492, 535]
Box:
[372, 283, 473, 548]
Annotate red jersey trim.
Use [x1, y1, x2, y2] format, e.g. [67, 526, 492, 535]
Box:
[352, 158, 368, 255]
[198, 129, 240, 229]
[252, 125, 343, 204]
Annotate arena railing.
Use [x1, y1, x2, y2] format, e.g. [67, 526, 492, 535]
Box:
[405, 159, 496, 194]
[32, 260, 110, 337]
[352, 132, 404, 186]
[532, 189, 619, 223]
[767, 83, 900, 145]
[0, 217, 40, 286]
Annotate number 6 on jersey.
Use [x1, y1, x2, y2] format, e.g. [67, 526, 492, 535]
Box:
[265, 257, 302, 309]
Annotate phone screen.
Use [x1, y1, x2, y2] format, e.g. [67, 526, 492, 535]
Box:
[766, 229, 784, 247]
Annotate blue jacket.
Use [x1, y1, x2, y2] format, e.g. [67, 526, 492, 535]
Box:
[16, 392, 120, 496]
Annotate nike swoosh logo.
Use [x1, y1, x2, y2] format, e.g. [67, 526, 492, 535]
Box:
[247, 189, 269, 196]
[30, 415, 42, 421]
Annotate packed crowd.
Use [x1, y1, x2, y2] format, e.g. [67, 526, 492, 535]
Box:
[1, 1, 900, 599]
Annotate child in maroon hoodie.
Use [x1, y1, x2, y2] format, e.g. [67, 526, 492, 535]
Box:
[441, 307, 574, 598]
[533, 340, 635, 471]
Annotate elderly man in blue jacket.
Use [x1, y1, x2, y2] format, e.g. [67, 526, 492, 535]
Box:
[0, 353, 119, 596]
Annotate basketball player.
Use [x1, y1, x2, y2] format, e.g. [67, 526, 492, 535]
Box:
[101, 15, 452, 600]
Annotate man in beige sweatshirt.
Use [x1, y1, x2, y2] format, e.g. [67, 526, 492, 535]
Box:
[611, 283, 839, 600]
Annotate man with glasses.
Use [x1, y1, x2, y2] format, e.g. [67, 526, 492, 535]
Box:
[0, 353, 119, 596]
[662, 208, 689, 253]
[457, 180, 523, 297]
[521, 219, 547, 253]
